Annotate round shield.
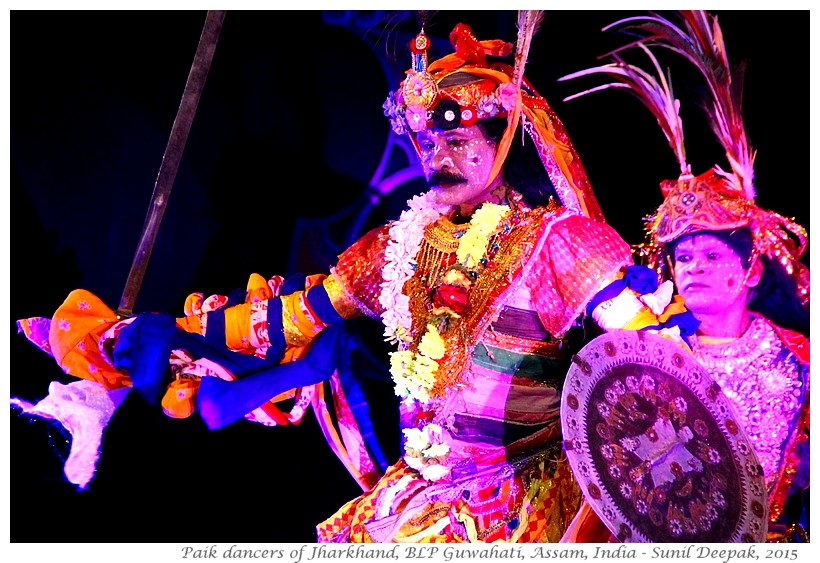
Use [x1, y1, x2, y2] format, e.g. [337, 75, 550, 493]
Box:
[561, 330, 768, 543]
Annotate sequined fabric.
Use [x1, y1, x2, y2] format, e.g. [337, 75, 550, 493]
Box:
[690, 313, 810, 524]
[652, 170, 753, 245]
[331, 224, 392, 320]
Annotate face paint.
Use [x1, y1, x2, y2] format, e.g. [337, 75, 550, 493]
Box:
[416, 125, 500, 212]
[672, 233, 752, 316]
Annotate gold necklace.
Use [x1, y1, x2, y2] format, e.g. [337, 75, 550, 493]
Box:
[416, 218, 466, 286]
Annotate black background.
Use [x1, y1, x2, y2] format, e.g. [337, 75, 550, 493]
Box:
[9, 10, 809, 543]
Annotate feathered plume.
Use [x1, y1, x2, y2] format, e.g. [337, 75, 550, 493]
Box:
[485, 10, 545, 197]
[512, 10, 545, 89]
[559, 44, 689, 177]
[600, 11, 757, 200]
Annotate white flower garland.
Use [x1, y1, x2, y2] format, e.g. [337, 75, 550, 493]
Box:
[402, 424, 451, 482]
[378, 191, 449, 348]
[380, 193, 509, 481]
[379, 193, 509, 405]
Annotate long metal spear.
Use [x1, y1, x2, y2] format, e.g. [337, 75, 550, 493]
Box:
[117, 10, 226, 318]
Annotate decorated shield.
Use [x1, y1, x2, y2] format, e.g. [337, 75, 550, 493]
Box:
[561, 330, 768, 542]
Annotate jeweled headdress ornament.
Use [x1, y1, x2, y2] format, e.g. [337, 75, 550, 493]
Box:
[383, 12, 607, 222]
[560, 10, 808, 306]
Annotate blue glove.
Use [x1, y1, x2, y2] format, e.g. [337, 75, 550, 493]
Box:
[111, 313, 177, 405]
[197, 323, 345, 430]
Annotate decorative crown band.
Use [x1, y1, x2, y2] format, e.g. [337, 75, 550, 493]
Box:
[383, 26, 519, 135]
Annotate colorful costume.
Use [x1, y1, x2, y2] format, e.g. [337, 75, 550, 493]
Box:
[305, 21, 694, 541]
[14, 17, 693, 542]
[690, 314, 809, 536]
[561, 10, 810, 541]
[315, 198, 631, 542]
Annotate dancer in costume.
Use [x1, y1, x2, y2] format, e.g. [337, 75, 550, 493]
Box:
[15, 15, 693, 541]
[561, 10, 809, 542]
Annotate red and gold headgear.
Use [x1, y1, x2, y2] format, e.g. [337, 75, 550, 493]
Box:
[561, 10, 809, 306]
[383, 15, 606, 221]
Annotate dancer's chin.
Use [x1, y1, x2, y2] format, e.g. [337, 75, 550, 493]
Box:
[430, 185, 459, 204]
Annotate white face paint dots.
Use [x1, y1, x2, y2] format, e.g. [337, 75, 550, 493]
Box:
[672, 232, 755, 316]
[416, 125, 499, 214]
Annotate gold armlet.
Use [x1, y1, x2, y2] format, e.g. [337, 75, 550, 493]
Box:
[322, 275, 361, 320]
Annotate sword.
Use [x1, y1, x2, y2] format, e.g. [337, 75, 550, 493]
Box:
[116, 10, 226, 318]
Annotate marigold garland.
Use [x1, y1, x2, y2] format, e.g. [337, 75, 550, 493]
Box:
[381, 195, 509, 405]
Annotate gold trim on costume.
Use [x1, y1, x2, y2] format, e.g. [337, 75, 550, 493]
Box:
[281, 296, 312, 347]
[322, 275, 362, 320]
[406, 205, 555, 398]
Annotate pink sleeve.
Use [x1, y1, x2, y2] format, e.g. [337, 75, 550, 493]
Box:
[525, 214, 632, 337]
[331, 224, 391, 319]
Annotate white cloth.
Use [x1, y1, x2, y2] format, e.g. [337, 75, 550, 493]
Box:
[11, 379, 130, 489]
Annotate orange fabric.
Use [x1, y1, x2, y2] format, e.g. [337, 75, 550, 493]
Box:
[161, 378, 199, 418]
[560, 500, 617, 542]
[220, 272, 277, 349]
[245, 272, 273, 301]
[172, 273, 314, 423]
[176, 272, 279, 339]
[183, 292, 204, 318]
[295, 291, 328, 336]
[48, 289, 131, 389]
[281, 292, 311, 346]
[281, 277, 333, 347]
[223, 301, 253, 350]
[26, 276, 339, 428]
[524, 104, 604, 222]
[621, 306, 659, 331]
[181, 300, 259, 350]
[658, 294, 688, 323]
[174, 313, 202, 334]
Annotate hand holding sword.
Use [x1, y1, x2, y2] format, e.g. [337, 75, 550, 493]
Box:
[12, 10, 226, 488]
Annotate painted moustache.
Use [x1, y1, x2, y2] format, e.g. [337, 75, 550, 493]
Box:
[429, 171, 467, 187]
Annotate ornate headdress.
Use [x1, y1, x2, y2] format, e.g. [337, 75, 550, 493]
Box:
[560, 10, 809, 306]
[383, 13, 606, 222]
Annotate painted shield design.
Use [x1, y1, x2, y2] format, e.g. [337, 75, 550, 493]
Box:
[561, 330, 768, 542]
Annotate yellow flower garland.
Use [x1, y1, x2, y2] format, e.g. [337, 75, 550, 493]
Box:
[388, 202, 509, 404]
